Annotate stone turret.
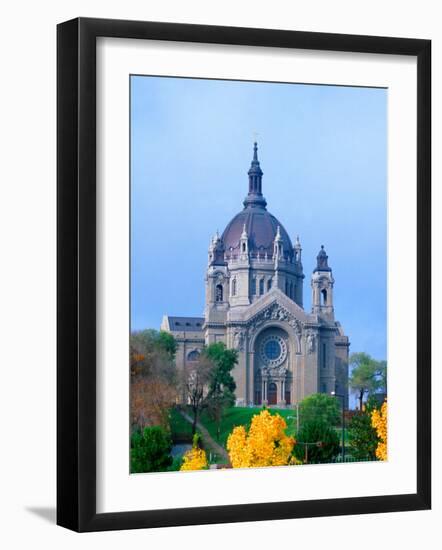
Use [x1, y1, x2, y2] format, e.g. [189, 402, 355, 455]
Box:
[311, 245, 335, 320]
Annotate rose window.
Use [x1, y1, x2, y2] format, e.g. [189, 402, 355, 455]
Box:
[260, 335, 287, 367]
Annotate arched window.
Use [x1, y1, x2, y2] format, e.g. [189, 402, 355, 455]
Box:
[187, 350, 200, 362]
[285, 280, 289, 295]
[215, 284, 223, 302]
[321, 288, 327, 305]
[242, 242, 246, 252]
[259, 278, 264, 295]
[251, 278, 256, 295]
[267, 278, 272, 291]
[231, 278, 237, 296]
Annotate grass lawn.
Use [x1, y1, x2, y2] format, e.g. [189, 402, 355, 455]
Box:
[198, 406, 298, 447]
[170, 406, 357, 464]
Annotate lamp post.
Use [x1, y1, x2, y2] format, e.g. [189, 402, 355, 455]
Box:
[287, 402, 300, 434]
[331, 391, 345, 462]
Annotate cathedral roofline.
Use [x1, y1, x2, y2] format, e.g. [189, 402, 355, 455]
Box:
[163, 316, 205, 332]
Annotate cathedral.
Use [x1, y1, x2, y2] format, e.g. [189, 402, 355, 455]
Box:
[161, 143, 349, 408]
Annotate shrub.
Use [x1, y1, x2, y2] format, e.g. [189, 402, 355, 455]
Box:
[348, 411, 379, 460]
[130, 426, 173, 473]
[293, 419, 340, 464]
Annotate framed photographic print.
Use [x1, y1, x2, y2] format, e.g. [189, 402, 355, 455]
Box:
[57, 17, 431, 532]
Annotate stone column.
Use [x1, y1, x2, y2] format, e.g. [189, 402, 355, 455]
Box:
[277, 377, 286, 407]
[248, 350, 254, 406]
[262, 378, 268, 405]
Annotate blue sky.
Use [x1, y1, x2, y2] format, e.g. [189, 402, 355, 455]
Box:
[131, 75, 387, 362]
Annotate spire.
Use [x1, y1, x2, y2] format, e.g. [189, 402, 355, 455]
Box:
[314, 245, 331, 272]
[294, 235, 302, 262]
[243, 141, 267, 209]
[273, 226, 283, 261]
[239, 222, 249, 260]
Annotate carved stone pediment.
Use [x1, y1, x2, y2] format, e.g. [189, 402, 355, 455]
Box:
[239, 287, 309, 322]
[246, 301, 303, 338]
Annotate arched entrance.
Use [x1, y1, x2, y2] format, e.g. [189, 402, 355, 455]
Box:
[267, 382, 277, 405]
[252, 325, 293, 407]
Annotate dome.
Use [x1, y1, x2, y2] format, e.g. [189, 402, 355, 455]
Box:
[221, 142, 293, 260]
[222, 208, 293, 260]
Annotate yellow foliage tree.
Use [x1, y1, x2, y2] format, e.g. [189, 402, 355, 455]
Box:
[180, 434, 208, 471]
[180, 447, 208, 471]
[227, 409, 296, 468]
[371, 401, 387, 461]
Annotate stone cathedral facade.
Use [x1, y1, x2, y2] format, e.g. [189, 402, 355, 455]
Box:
[162, 143, 349, 407]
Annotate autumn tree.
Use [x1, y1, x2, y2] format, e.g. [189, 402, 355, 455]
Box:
[349, 352, 387, 411]
[205, 343, 237, 441]
[180, 433, 208, 471]
[227, 410, 296, 468]
[130, 329, 178, 432]
[371, 400, 387, 461]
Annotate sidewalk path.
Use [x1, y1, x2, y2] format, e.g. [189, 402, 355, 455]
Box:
[178, 409, 230, 463]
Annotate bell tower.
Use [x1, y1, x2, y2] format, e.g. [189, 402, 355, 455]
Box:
[311, 245, 334, 320]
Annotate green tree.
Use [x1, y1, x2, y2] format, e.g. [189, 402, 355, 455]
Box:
[348, 398, 379, 460]
[298, 393, 341, 427]
[376, 360, 387, 395]
[205, 343, 238, 441]
[130, 426, 173, 473]
[349, 352, 386, 411]
[157, 330, 178, 359]
[293, 419, 340, 464]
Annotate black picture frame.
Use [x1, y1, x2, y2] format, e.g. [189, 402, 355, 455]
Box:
[57, 17, 431, 532]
